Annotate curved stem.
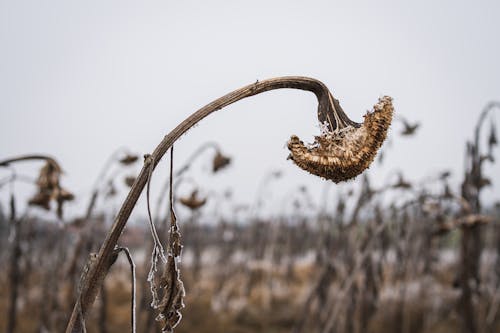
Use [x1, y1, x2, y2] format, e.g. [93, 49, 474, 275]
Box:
[85, 147, 134, 219]
[65, 76, 345, 332]
[0, 154, 61, 173]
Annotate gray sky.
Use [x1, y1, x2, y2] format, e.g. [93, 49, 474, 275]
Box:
[1, 0, 499, 220]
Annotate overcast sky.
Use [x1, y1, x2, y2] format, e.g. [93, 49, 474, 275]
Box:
[1, 0, 499, 221]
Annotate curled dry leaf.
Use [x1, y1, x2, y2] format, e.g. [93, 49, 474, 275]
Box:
[155, 253, 185, 333]
[153, 204, 185, 332]
[288, 96, 393, 183]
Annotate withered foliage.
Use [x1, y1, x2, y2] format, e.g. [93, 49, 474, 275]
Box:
[153, 231, 185, 332]
[150, 148, 185, 333]
[288, 96, 393, 183]
[28, 161, 74, 218]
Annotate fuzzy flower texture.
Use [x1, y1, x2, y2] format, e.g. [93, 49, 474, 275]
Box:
[288, 96, 393, 183]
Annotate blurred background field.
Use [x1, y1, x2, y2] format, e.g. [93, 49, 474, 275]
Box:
[1, 1, 500, 332]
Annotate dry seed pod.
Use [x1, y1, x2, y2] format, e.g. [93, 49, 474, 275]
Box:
[212, 151, 231, 173]
[179, 190, 207, 210]
[288, 96, 393, 182]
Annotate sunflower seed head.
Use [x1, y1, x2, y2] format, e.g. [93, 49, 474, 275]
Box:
[287, 96, 393, 183]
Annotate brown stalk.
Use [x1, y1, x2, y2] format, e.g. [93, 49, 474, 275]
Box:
[458, 101, 499, 333]
[0, 154, 61, 170]
[65, 76, 391, 332]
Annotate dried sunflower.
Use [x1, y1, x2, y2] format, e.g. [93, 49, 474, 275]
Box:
[288, 96, 393, 183]
[179, 190, 207, 210]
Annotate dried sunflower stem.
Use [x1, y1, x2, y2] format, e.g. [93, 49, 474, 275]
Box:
[65, 76, 359, 332]
[0, 154, 61, 172]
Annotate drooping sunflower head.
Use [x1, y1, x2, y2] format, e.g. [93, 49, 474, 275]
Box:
[287, 96, 393, 183]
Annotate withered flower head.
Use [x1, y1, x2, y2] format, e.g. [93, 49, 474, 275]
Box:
[179, 190, 207, 210]
[27, 160, 74, 218]
[37, 161, 60, 191]
[288, 96, 393, 183]
[119, 154, 139, 166]
[212, 150, 231, 173]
